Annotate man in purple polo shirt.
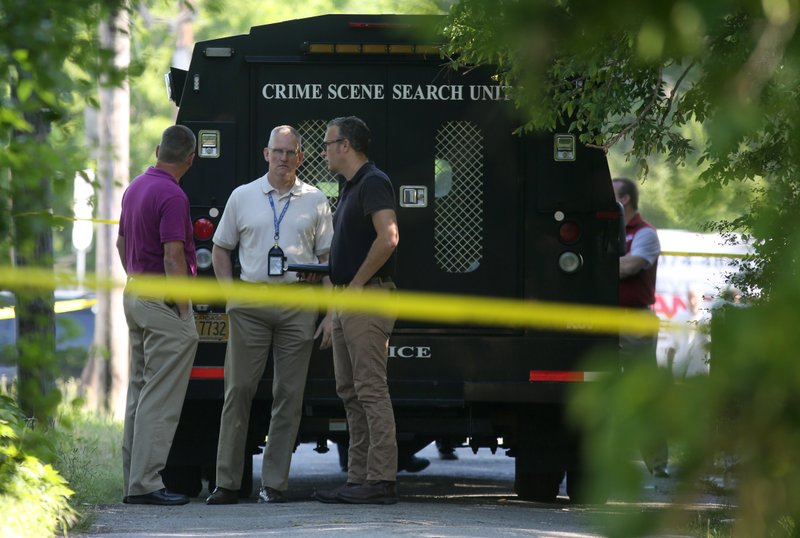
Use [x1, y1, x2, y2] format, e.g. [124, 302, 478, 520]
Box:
[116, 125, 200, 506]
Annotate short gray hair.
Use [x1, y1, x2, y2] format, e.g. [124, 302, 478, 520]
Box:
[268, 125, 303, 151]
[158, 125, 196, 164]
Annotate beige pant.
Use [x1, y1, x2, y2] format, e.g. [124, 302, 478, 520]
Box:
[332, 283, 397, 483]
[215, 302, 316, 491]
[122, 292, 198, 496]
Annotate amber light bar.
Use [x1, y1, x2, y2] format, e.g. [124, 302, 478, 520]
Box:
[303, 42, 440, 55]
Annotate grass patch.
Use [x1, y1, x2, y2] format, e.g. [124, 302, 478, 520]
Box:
[52, 379, 123, 532]
[683, 509, 736, 538]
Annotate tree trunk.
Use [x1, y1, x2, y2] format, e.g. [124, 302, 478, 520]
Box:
[11, 108, 56, 424]
[81, 4, 130, 419]
[173, 0, 195, 71]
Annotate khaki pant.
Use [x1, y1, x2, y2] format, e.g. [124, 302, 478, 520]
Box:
[332, 283, 397, 483]
[215, 302, 316, 492]
[122, 292, 199, 496]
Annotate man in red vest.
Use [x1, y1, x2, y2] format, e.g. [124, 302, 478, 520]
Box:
[613, 177, 670, 479]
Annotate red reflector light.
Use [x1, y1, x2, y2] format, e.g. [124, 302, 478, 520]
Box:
[193, 218, 215, 241]
[530, 370, 584, 382]
[530, 370, 603, 382]
[190, 367, 224, 379]
[559, 221, 581, 244]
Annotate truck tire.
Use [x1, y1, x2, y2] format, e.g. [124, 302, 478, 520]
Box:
[514, 470, 564, 503]
[566, 469, 587, 503]
[566, 469, 607, 504]
[161, 464, 203, 497]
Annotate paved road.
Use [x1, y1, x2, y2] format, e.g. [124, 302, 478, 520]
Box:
[75, 443, 731, 537]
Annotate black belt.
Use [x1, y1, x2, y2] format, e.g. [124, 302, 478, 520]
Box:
[334, 276, 393, 289]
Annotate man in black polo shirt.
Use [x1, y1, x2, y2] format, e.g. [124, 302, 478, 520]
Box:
[313, 116, 400, 505]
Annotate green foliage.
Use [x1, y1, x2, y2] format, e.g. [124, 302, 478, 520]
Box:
[0, 394, 76, 538]
[445, 1, 800, 536]
[1, 0, 128, 422]
[443, 0, 800, 297]
[0, 0, 125, 182]
[571, 243, 800, 536]
[608, 120, 763, 231]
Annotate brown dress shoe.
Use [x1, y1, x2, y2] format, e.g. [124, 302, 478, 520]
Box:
[312, 482, 360, 504]
[258, 486, 287, 503]
[206, 486, 239, 505]
[337, 480, 398, 505]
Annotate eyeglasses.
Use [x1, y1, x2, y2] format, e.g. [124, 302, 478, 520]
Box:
[268, 147, 298, 158]
[321, 138, 346, 151]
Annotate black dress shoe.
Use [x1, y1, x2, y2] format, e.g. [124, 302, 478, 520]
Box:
[337, 480, 398, 505]
[398, 456, 430, 473]
[206, 486, 239, 505]
[125, 488, 189, 506]
[258, 486, 287, 504]
[312, 482, 360, 504]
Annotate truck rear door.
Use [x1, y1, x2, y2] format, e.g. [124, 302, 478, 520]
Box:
[250, 61, 522, 332]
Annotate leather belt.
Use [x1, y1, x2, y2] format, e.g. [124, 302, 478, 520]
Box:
[334, 276, 393, 289]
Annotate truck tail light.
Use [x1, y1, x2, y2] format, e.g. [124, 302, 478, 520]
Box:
[193, 217, 215, 241]
[559, 221, 581, 244]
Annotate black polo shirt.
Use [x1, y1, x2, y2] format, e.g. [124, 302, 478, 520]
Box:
[330, 161, 397, 285]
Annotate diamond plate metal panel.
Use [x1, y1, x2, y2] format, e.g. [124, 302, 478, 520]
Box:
[434, 121, 484, 273]
[297, 120, 339, 208]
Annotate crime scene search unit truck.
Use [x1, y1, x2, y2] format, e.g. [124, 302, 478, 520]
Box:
[165, 14, 622, 503]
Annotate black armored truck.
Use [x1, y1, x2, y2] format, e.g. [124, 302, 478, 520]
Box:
[164, 14, 622, 503]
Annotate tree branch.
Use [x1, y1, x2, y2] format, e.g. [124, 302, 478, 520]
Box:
[603, 67, 664, 151]
[659, 60, 696, 129]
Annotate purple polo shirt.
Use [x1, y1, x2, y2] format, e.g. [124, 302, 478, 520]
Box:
[118, 166, 196, 276]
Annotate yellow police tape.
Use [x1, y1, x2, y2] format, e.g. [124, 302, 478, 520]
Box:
[12, 211, 120, 226]
[0, 299, 98, 320]
[0, 266, 661, 336]
[661, 251, 750, 259]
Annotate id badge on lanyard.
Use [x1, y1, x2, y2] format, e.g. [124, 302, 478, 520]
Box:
[268, 191, 291, 276]
[268, 244, 285, 276]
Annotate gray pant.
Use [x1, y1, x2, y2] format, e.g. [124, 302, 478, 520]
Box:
[122, 292, 199, 496]
[215, 301, 316, 492]
[332, 283, 397, 483]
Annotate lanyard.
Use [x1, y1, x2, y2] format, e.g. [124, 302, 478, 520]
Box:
[268, 191, 292, 245]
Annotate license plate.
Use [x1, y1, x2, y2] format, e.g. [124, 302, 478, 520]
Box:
[195, 313, 229, 342]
